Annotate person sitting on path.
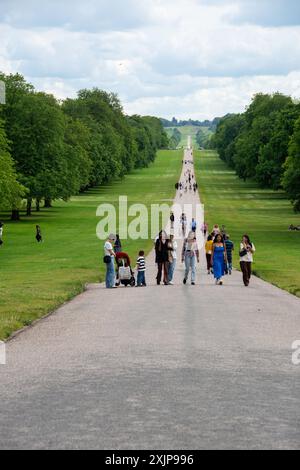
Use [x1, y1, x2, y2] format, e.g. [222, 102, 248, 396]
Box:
[182, 232, 200, 286]
[155, 230, 170, 286]
[212, 234, 227, 286]
[239, 235, 256, 287]
[104, 234, 117, 289]
[136, 251, 147, 287]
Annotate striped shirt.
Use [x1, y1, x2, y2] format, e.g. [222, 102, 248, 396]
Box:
[137, 256, 146, 272]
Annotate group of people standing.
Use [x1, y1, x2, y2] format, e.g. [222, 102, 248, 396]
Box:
[205, 224, 256, 286]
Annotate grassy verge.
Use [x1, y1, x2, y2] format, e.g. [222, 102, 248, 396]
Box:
[0, 149, 183, 339]
[195, 150, 300, 297]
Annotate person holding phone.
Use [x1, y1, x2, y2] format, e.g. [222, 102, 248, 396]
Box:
[239, 235, 256, 287]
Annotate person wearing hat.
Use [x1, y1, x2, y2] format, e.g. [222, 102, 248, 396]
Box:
[104, 234, 117, 288]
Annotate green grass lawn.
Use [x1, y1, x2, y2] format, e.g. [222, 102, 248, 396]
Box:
[0, 149, 183, 340]
[195, 150, 300, 297]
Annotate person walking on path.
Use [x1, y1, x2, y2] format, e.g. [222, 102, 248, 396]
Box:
[170, 212, 175, 231]
[201, 222, 208, 239]
[168, 234, 178, 285]
[212, 224, 220, 237]
[104, 234, 117, 289]
[180, 213, 187, 237]
[212, 234, 227, 286]
[114, 235, 122, 254]
[190, 218, 197, 233]
[240, 235, 256, 287]
[136, 251, 147, 287]
[182, 232, 200, 286]
[205, 234, 214, 275]
[225, 235, 234, 275]
[155, 230, 170, 286]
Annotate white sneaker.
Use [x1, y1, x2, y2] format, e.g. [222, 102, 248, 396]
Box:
[169, 281, 174, 285]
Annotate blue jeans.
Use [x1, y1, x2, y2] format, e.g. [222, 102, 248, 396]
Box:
[106, 258, 115, 288]
[168, 260, 177, 282]
[184, 255, 196, 283]
[137, 271, 146, 286]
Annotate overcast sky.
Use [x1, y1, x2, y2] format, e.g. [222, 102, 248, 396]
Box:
[1, 0, 300, 119]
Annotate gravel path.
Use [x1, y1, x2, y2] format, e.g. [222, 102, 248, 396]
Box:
[0, 149, 299, 450]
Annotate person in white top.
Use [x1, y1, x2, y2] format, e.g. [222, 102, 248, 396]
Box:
[104, 234, 117, 288]
[239, 234, 256, 286]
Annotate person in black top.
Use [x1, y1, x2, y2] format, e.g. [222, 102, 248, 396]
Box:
[36, 225, 42, 243]
[155, 230, 169, 285]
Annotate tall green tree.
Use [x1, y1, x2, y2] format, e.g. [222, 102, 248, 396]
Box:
[0, 118, 26, 213]
[282, 117, 300, 211]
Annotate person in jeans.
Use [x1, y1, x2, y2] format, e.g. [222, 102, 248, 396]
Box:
[104, 234, 116, 289]
[136, 250, 146, 287]
[182, 232, 200, 286]
[205, 234, 214, 275]
[155, 230, 170, 285]
[168, 234, 178, 285]
[225, 235, 234, 275]
[240, 235, 256, 286]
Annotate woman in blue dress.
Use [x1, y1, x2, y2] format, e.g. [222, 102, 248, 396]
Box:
[212, 234, 227, 285]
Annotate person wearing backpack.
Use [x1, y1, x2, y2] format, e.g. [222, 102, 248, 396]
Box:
[104, 234, 117, 289]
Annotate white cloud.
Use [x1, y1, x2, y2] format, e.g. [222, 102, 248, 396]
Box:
[0, 0, 300, 119]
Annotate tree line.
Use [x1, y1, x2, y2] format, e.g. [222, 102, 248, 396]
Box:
[212, 93, 300, 211]
[169, 128, 182, 149]
[0, 73, 169, 219]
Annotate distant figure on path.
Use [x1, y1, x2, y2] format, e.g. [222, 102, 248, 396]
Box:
[36, 225, 42, 243]
[136, 250, 147, 287]
[155, 230, 169, 286]
[114, 234, 122, 254]
[104, 234, 117, 289]
[212, 234, 227, 286]
[191, 218, 197, 233]
[240, 235, 256, 287]
[212, 224, 220, 237]
[180, 213, 187, 236]
[168, 234, 177, 285]
[182, 232, 200, 286]
[170, 212, 175, 230]
[201, 222, 208, 239]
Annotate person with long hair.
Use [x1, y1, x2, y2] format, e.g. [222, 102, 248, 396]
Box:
[182, 232, 200, 286]
[212, 234, 227, 285]
[155, 230, 169, 285]
[240, 235, 256, 286]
